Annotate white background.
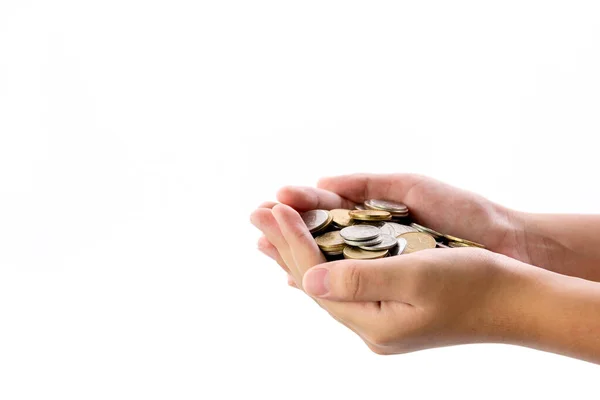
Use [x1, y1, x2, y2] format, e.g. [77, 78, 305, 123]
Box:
[1, 1, 599, 399]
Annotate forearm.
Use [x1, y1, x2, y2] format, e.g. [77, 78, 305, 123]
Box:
[511, 212, 600, 281]
[501, 265, 600, 364]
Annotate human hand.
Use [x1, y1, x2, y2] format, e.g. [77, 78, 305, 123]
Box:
[270, 173, 600, 281]
[277, 173, 520, 256]
[254, 173, 522, 288]
[251, 175, 600, 360]
[251, 202, 533, 354]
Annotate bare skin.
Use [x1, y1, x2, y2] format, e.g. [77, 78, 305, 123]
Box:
[250, 174, 600, 363]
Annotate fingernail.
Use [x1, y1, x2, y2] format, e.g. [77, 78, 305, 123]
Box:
[304, 268, 329, 297]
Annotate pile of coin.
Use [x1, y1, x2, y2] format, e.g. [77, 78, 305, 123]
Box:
[301, 199, 484, 260]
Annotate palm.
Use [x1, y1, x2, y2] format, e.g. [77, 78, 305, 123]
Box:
[392, 177, 509, 251]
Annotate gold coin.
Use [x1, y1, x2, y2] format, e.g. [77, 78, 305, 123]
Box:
[343, 246, 388, 260]
[448, 241, 470, 248]
[443, 234, 485, 248]
[329, 209, 355, 228]
[410, 223, 444, 239]
[315, 231, 345, 251]
[398, 232, 437, 254]
[348, 210, 392, 221]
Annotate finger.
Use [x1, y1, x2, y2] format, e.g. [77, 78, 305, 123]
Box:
[250, 208, 301, 281]
[277, 186, 355, 211]
[257, 235, 290, 274]
[302, 256, 421, 302]
[271, 203, 325, 278]
[317, 173, 427, 204]
[258, 201, 278, 209]
[288, 274, 298, 288]
[271, 204, 375, 323]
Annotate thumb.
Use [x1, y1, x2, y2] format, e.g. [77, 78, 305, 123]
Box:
[302, 258, 413, 302]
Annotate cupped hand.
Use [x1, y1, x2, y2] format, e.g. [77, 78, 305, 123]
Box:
[251, 203, 531, 354]
[276, 173, 527, 263]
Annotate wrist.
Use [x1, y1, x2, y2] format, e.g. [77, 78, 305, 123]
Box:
[519, 270, 600, 362]
[474, 253, 549, 345]
[483, 203, 527, 257]
[488, 206, 557, 268]
[485, 258, 600, 362]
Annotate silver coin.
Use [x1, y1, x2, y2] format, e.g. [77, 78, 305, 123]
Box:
[301, 210, 329, 232]
[359, 234, 398, 251]
[365, 199, 408, 213]
[340, 225, 381, 241]
[380, 222, 418, 237]
[388, 237, 408, 256]
[344, 235, 383, 247]
[354, 204, 366, 210]
[436, 242, 450, 248]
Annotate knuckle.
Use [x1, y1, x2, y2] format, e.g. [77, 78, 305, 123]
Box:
[291, 224, 310, 242]
[362, 323, 398, 348]
[338, 263, 363, 300]
[315, 177, 328, 188]
[284, 220, 313, 246]
[393, 172, 429, 186]
[407, 172, 428, 181]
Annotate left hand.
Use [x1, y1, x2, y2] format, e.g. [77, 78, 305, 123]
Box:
[251, 203, 534, 354]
